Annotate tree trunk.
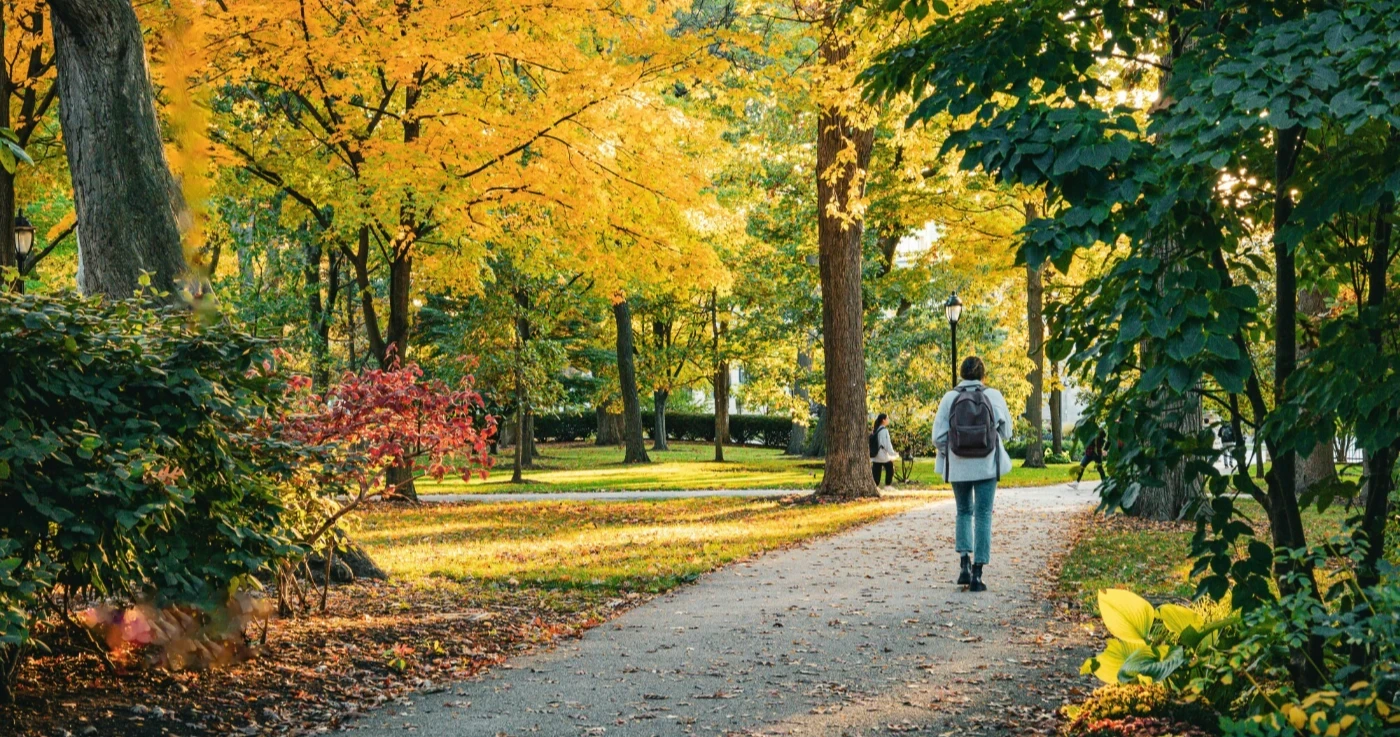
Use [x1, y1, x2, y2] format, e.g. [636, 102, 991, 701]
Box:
[653, 390, 670, 451]
[511, 402, 525, 483]
[0, 169, 16, 292]
[51, 0, 188, 300]
[595, 406, 623, 446]
[813, 28, 877, 501]
[805, 403, 827, 458]
[787, 349, 813, 455]
[303, 238, 338, 391]
[714, 360, 730, 462]
[1267, 125, 1325, 692]
[523, 409, 538, 464]
[384, 464, 418, 504]
[614, 300, 650, 464]
[386, 247, 411, 365]
[1050, 373, 1064, 456]
[1132, 233, 1203, 520]
[1023, 249, 1047, 468]
[711, 290, 729, 462]
[1295, 288, 1336, 495]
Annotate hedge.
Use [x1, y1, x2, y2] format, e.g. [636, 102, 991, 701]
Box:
[530, 411, 793, 448]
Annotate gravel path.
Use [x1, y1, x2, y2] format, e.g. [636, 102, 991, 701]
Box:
[351, 482, 1100, 737]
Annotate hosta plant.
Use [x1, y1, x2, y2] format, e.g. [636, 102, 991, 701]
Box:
[1083, 589, 1238, 689]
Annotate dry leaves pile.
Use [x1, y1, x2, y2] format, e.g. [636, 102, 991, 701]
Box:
[2, 580, 635, 737]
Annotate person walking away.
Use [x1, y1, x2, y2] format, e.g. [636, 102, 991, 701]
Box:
[869, 413, 897, 491]
[1073, 431, 1106, 486]
[933, 356, 1012, 592]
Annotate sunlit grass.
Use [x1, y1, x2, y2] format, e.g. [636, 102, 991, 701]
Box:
[1059, 498, 1360, 614]
[358, 495, 930, 606]
[418, 441, 1092, 494]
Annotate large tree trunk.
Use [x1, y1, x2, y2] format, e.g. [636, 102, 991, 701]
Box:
[615, 300, 650, 464]
[1132, 234, 1203, 520]
[1023, 246, 1047, 468]
[813, 28, 877, 501]
[51, 0, 188, 300]
[1296, 288, 1336, 495]
[595, 406, 623, 446]
[653, 390, 670, 451]
[1050, 367, 1064, 456]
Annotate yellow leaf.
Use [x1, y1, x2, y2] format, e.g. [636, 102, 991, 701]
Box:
[1098, 589, 1156, 644]
[1157, 603, 1202, 636]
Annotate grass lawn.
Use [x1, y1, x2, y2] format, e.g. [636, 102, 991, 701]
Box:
[356, 494, 930, 609]
[1058, 497, 1359, 614]
[417, 441, 1096, 495]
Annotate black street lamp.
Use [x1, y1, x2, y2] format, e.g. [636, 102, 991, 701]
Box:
[14, 211, 35, 272]
[945, 292, 963, 388]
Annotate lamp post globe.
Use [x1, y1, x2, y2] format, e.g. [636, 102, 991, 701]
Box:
[14, 211, 35, 268]
[945, 293, 963, 388]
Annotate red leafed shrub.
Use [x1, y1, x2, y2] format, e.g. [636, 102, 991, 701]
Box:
[284, 364, 495, 493]
[268, 362, 496, 612]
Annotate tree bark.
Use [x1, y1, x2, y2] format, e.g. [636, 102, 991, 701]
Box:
[1295, 288, 1336, 495]
[711, 290, 729, 462]
[304, 237, 339, 391]
[595, 407, 623, 446]
[714, 361, 730, 462]
[51, 0, 188, 300]
[0, 169, 15, 291]
[813, 27, 878, 501]
[653, 390, 670, 451]
[1050, 367, 1064, 456]
[1132, 232, 1203, 520]
[615, 300, 650, 464]
[787, 350, 813, 456]
[1023, 240, 1047, 468]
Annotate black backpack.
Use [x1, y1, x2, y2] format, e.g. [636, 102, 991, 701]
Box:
[869, 428, 881, 459]
[948, 386, 998, 458]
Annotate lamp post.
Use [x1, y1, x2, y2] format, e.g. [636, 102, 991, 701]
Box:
[14, 211, 35, 273]
[945, 292, 963, 388]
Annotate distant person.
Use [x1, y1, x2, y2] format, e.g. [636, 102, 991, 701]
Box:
[870, 413, 897, 490]
[933, 356, 1013, 593]
[1218, 423, 1237, 471]
[1073, 432, 1106, 486]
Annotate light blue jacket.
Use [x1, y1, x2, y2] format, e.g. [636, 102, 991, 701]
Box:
[933, 380, 1014, 483]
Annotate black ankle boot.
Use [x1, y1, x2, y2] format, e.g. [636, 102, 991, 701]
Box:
[957, 554, 972, 585]
[969, 564, 987, 592]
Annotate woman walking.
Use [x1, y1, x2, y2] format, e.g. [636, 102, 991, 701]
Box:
[870, 413, 897, 491]
[932, 356, 1013, 592]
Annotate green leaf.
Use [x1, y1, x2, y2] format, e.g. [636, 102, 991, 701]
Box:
[1099, 589, 1156, 644]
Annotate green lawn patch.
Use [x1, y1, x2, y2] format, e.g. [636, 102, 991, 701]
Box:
[418, 441, 1094, 494]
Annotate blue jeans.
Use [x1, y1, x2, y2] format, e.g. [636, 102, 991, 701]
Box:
[953, 479, 997, 565]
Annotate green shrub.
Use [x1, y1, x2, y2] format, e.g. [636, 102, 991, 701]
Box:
[0, 291, 300, 699]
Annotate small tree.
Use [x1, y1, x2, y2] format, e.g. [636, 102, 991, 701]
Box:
[276, 362, 495, 609]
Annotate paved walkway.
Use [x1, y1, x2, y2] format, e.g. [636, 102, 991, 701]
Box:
[421, 489, 812, 503]
[353, 483, 1099, 736]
